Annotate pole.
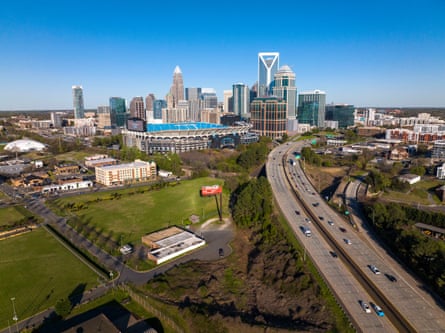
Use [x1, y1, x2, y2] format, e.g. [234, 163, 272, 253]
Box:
[11, 297, 18, 333]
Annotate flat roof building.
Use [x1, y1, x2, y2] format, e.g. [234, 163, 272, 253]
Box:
[95, 159, 156, 186]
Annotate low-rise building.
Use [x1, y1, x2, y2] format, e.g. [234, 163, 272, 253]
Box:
[54, 163, 80, 176]
[95, 159, 156, 186]
[398, 173, 421, 185]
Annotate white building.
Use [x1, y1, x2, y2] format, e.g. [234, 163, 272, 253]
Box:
[42, 180, 93, 194]
[95, 159, 157, 186]
[437, 163, 445, 180]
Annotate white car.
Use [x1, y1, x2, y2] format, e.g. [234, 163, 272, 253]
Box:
[119, 244, 133, 255]
[369, 265, 381, 275]
[344, 238, 352, 245]
[328, 220, 334, 226]
[360, 301, 371, 313]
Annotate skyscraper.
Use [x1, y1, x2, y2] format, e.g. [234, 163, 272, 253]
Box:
[258, 52, 279, 97]
[298, 90, 326, 128]
[145, 94, 155, 111]
[200, 88, 218, 109]
[153, 99, 167, 120]
[109, 97, 127, 127]
[273, 65, 297, 119]
[72, 85, 85, 119]
[185, 87, 202, 101]
[129, 97, 145, 120]
[223, 90, 233, 113]
[250, 97, 287, 139]
[170, 66, 184, 107]
[232, 83, 250, 117]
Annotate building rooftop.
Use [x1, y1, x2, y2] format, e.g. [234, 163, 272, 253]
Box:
[146, 122, 225, 132]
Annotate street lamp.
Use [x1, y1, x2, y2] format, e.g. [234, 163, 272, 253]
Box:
[11, 297, 18, 333]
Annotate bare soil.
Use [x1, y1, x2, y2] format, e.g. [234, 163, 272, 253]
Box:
[145, 227, 336, 332]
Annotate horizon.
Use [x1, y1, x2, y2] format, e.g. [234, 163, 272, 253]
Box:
[1, 1, 444, 109]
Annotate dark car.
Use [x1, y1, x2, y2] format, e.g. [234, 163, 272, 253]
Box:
[312, 202, 319, 207]
[295, 210, 300, 215]
[385, 273, 397, 282]
[330, 251, 338, 258]
[339, 227, 347, 233]
[218, 248, 224, 257]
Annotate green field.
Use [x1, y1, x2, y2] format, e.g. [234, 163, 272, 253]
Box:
[0, 228, 99, 330]
[51, 177, 227, 244]
[0, 206, 29, 226]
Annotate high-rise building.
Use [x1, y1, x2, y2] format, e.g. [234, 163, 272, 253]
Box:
[232, 83, 250, 117]
[72, 85, 85, 119]
[250, 97, 287, 139]
[223, 90, 233, 113]
[170, 66, 184, 107]
[129, 97, 145, 120]
[185, 87, 202, 101]
[325, 104, 355, 128]
[97, 106, 111, 129]
[109, 97, 127, 127]
[200, 88, 218, 109]
[298, 90, 326, 128]
[258, 52, 279, 97]
[273, 65, 297, 119]
[145, 94, 155, 111]
[153, 99, 167, 120]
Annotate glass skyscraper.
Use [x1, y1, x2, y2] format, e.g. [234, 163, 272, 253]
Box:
[72, 85, 84, 119]
[258, 52, 279, 97]
[325, 104, 355, 128]
[153, 99, 167, 120]
[298, 90, 326, 128]
[273, 65, 297, 119]
[109, 97, 127, 127]
[232, 83, 250, 117]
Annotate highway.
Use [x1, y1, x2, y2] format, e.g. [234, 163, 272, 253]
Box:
[267, 141, 445, 333]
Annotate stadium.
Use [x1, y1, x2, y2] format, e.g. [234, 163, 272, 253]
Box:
[122, 121, 257, 154]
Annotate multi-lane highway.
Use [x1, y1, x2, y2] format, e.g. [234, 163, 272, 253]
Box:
[267, 141, 445, 333]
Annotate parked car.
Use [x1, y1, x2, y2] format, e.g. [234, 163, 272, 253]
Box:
[218, 248, 224, 257]
[119, 244, 133, 255]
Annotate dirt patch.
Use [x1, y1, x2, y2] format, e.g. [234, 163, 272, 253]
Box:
[145, 228, 335, 332]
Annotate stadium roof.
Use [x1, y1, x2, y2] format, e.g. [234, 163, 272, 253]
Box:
[4, 139, 46, 152]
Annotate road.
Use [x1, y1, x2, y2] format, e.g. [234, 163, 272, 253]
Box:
[268, 141, 445, 332]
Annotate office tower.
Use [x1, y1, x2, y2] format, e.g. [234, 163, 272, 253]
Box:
[109, 97, 127, 127]
[325, 104, 355, 128]
[185, 87, 202, 101]
[153, 99, 167, 120]
[97, 106, 111, 128]
[170, 65, 184, 107]
[232, 83, 250, 117]
[223, 90, 233, 113]
[258, 52, 279, 97]
[201, 88, 218, 109]
[145, 94, 155, 111]
[129, 97, 145, 120]
[250, 97, 287, 139]
[298, 90, 326, 128]
[273, 65, 297, 119]
[365, 108, 376, 126]
[72, 85, 85, 119]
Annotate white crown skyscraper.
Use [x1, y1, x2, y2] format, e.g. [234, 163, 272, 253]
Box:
[258, 52, 279, 97]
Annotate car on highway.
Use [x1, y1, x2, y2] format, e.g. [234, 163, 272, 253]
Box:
[328, 220, 334, 226]
[344, 238, 352, 245]
[330, 251, 338, 258]
[304, 217, 311, 223]
[318, 216, 324, 220]
[369, 265, 381, 274]
[385, 273, 397, 282]
[359, 300, 371, 313]
[370, 302, 385, 316]
[312, 202, 319, 207]
[339, 227, 347, 232]
[295, 210, 300, 215]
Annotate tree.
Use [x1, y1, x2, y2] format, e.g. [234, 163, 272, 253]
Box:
[410, 165, 426, 176]
[55, 298, 72, 318]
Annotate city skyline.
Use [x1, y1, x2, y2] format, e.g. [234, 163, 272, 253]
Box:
[1, 1, 444, 110]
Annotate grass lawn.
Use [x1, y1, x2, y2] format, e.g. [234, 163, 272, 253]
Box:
[0, 228, 99, 330]
[0, 206, 28, 226]
[51, 177, 227, 244]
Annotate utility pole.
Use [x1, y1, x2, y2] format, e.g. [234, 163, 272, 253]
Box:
[11, 297, 18, 333]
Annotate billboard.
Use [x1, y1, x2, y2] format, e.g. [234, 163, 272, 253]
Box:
[201, 185, 222, 196]
[126, 118, 146, 132]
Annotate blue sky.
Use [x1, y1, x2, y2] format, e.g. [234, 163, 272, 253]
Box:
[1, 0, 444, 110]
